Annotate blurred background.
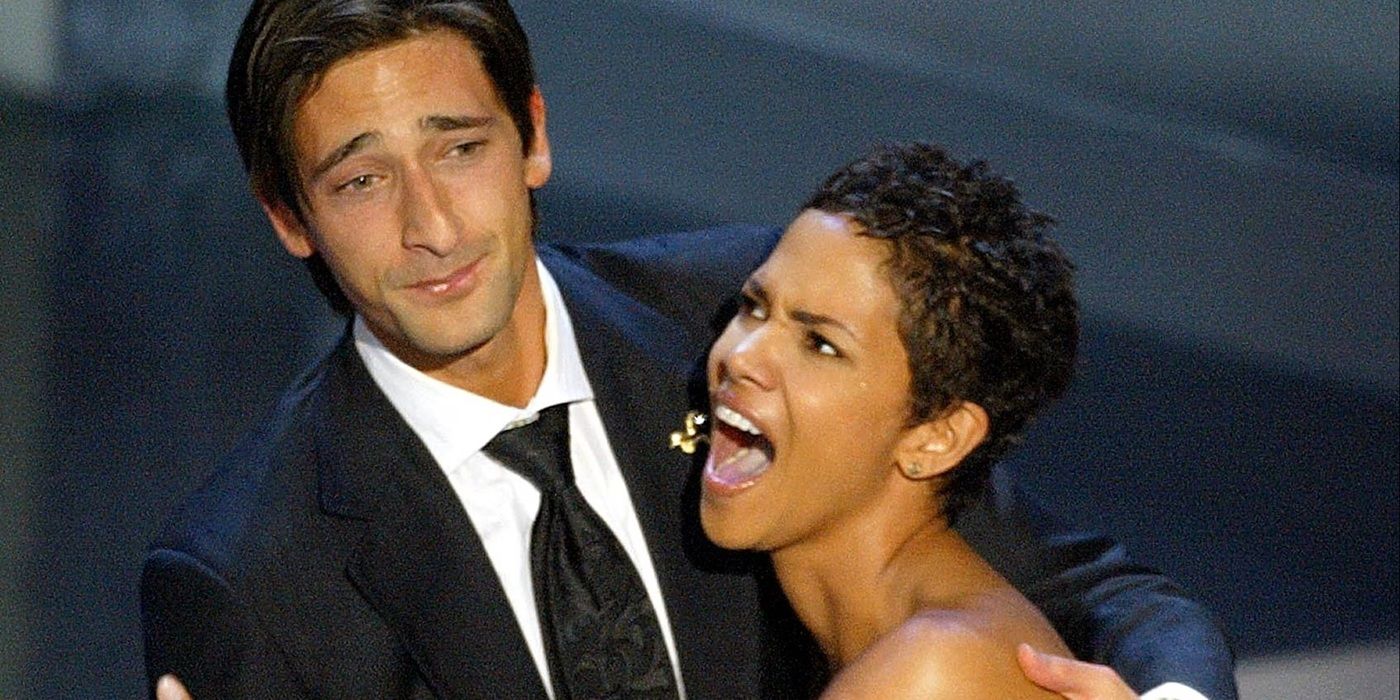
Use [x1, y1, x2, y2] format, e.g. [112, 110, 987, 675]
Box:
[1, 0, 1395, 697]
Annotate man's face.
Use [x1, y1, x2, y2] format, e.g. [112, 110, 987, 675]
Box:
[267, 29, 551, 383]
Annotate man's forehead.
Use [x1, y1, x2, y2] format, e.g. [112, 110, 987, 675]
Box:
[314, 31, 489, 98]
[290, 30, 504, 150]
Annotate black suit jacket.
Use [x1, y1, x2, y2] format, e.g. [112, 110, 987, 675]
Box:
[142, 226, 1237, 699]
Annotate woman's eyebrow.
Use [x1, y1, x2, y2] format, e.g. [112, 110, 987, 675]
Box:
[790, 308, 856, 343]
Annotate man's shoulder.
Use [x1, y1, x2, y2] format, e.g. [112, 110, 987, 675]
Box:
[540, 225, 780, 331]
[544, 225, 776, 285]
[147, 344, 345, 579]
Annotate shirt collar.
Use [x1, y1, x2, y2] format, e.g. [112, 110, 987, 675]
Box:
[354, 258, 594, 470]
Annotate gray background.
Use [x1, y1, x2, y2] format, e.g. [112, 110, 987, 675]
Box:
[1, 0, 1395, 697]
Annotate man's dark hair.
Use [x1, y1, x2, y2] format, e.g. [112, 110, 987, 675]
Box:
[227, 0, 537, 313]
[803, 142, 1079, 522]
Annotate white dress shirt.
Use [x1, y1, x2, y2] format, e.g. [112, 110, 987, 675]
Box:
[354, 259, 685, 698]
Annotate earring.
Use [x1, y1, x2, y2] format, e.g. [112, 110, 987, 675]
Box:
[902, 462, 923, 478]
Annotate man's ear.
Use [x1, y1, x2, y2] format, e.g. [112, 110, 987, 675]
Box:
[894, 401, 989, 480]
[523, 86, 552, 190]
[260, 196, 316, 259]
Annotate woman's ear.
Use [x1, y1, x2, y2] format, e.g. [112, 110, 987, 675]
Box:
[894, 401, 989, 480]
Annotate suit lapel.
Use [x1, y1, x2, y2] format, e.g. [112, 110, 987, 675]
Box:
[543, 249, 770, 698]
[315, 339, 548, 699]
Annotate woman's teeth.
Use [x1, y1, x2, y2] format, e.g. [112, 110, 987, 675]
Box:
[706, 404, 774, 489]
[715, 404, 763, 436]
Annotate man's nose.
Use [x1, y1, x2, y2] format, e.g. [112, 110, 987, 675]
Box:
[399, 165, 458, 255]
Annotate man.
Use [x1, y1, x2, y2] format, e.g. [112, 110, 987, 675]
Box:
[142, 1, 1235, 698]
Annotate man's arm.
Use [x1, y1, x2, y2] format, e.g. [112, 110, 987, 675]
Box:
[141, 548, 304, 698]
[955, 466, 1237, 700]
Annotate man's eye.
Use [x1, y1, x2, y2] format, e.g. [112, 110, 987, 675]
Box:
[449, 141, 483, 157]
[336, 174, 378, 192]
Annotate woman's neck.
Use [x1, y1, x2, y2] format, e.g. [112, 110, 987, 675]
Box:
[770, 490, 962, 667]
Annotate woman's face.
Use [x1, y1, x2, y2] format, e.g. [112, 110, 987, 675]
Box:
[702, 209, 917, 553]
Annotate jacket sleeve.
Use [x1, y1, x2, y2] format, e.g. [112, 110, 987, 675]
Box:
[956, 466, 1238, 700]
[141, 548, 305, 699]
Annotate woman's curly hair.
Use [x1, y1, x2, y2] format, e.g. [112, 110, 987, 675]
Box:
[802, 142, 1078, 522]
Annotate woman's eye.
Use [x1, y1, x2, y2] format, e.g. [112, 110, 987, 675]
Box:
[807, 331, 840, 358]
[737, 294, 767, 321]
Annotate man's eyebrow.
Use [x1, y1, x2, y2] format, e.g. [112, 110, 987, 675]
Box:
[308, 132, 378, 184]
[421, 114, 494, 132]
[304, 115, 493, 185]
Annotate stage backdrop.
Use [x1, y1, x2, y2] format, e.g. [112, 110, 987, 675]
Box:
[1, 0, 1394, 696]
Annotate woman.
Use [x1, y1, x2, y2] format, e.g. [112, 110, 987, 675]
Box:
[700, 142, 1077, 698]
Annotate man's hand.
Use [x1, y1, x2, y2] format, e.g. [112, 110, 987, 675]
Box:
[156, 675, 193, 700]
[1017, 644, 1139, 700]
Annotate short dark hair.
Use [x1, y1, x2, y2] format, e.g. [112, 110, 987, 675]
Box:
[227, 0, 537, 313]
[803, 142, 1079, 522]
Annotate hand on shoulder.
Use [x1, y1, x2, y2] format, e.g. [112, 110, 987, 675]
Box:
[1017, 644, 1143, 700]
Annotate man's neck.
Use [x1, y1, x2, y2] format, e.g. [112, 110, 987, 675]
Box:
[446, 277, 547, 407]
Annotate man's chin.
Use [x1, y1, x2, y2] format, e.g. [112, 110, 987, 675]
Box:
[369, 315, 501, 369]
[398, 330, 498, 368]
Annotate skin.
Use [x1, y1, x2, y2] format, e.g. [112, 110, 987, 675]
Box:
[703, 210, 1072, 698]
[156, 676, 190, 700]
[701, 210, 926, 558]
[1017, 644, 1142, 700]
[262, 29, 553, 405]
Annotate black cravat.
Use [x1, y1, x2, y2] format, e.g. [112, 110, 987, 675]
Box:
[482, 404, 679, 700]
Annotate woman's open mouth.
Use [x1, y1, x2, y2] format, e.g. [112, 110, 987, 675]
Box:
[704, 403, 774, 493]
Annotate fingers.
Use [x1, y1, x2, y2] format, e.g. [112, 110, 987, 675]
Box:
[1017, 643, 1137, 699]
[156, 674, 193, 700]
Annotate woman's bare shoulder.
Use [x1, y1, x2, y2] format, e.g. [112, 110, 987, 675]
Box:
[821, 597, 1068, 700]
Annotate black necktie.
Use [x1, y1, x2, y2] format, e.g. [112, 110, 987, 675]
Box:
[482, 404, 679, 700]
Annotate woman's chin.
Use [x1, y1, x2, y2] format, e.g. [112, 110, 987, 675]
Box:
[699, 499, 759, 552]
[699, 440, 779, 550]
